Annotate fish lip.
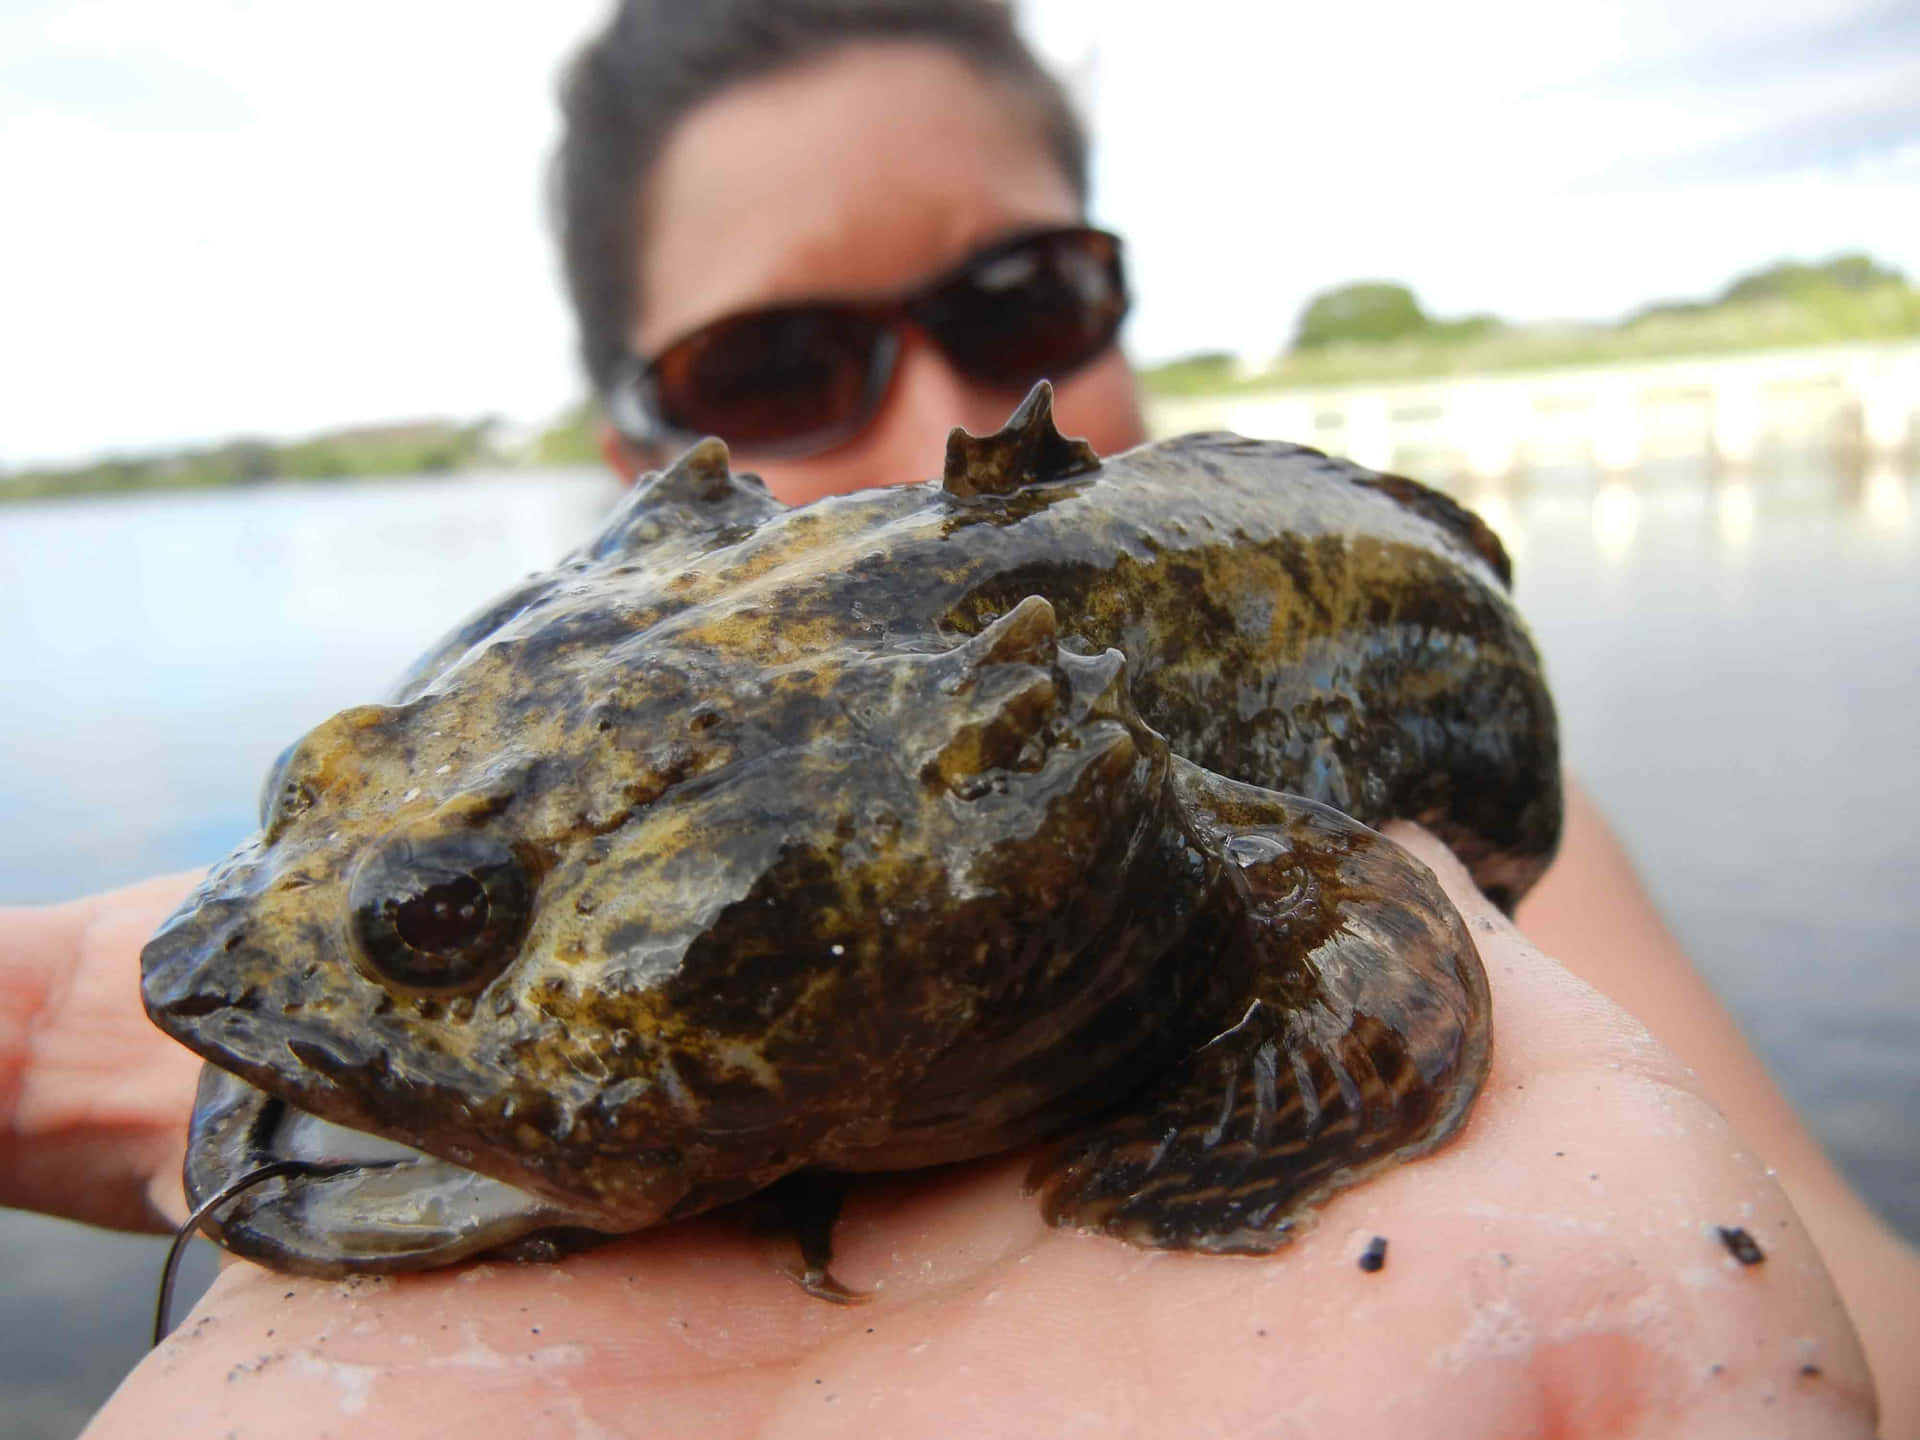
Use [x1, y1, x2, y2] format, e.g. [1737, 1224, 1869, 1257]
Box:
[183, 1064, 609, 1275]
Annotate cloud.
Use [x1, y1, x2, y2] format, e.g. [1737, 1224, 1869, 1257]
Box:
[0, 49, 254, 130]
[1, 0, 608, 467]
[5, 0, 1918, 463]
[1588, 88, 1920, 185]
[1029, 0, 1920, 361]
[1561, 0, 1920, 92]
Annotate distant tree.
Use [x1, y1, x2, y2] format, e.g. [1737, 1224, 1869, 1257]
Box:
[1430, 313, 1504, 343]
[1137, 350, 1244, 396]
[1149, 349, 1237, 373]
[1291, 282, 1431, 350]
[533, 400, 601, 466]
[281, 443, 350, 480]
[1721, 253, 1906, 305]
[1818, 253, 1906, 290]
[215, 439, 279, 484]
[1626, 298, 1710, 325]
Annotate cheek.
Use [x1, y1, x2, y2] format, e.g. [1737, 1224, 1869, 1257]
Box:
[750, 453, 905, 507]
[1053, 350, 1149, 457]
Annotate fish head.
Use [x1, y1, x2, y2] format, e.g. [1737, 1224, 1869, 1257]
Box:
[142, 580, 1163, 1273]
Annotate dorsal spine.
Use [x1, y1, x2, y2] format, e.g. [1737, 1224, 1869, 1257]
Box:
[942, 381, 1102, 499]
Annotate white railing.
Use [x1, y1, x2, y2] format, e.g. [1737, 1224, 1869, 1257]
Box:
[1143, 340, 1920, 483]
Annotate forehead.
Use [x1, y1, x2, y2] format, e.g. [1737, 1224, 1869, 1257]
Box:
[635, 41, 1081, 353]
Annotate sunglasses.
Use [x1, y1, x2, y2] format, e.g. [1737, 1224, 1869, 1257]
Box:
[609, 226, 1129, 459]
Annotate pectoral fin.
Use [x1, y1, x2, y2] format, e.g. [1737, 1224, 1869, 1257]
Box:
[1029, 762, 1491, 1253]
[749, 1171, 868, 1305]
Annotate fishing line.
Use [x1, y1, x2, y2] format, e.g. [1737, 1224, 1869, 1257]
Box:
[151, 1158, 393, 1346]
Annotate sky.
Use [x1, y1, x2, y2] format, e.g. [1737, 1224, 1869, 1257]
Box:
[2, 0, 1917, 468]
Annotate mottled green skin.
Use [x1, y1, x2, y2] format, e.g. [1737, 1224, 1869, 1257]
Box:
[143, 385, 1558, 1274]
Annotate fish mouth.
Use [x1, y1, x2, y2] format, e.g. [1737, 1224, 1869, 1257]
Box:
[184, 1064, 613, 1276]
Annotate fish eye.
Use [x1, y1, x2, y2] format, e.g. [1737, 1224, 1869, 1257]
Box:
[348, 832, 533, 995]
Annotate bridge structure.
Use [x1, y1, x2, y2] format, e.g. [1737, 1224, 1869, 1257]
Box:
[1143, 340, 1920, 488]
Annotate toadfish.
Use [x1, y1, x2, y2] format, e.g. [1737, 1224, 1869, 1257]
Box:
[142, 383, 1559, 1284]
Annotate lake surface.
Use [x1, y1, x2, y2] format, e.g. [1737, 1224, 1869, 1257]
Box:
[2, 461, 1915, 1437]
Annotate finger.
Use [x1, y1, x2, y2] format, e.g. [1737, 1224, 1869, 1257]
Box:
[1, 872, 203, 1230]
[1381, 819, 1513, 935]
[1383, 819, 1694, 1090]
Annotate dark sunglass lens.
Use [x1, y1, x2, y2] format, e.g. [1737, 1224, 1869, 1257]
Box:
[652, 308, 884, 450]
[927, 231, 1127, 387]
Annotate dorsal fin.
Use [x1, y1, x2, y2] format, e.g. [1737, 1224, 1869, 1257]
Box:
[941, 381, 1101, 500]
[964, 594, 1058, 669]
[648, 436, 739, 505]
[927, 597, 1064, 796]
[582, 438, 784, 562]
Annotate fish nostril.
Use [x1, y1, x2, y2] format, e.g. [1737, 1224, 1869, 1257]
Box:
[140, 901, 261, 1015]
[140, 925, 208, 1003]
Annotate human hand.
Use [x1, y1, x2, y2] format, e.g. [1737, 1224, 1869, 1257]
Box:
[87, 828, 1876, 1438]
[1, 872, 203, 1233]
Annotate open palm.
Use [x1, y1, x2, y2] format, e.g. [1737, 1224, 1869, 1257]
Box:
[69, 831, 1872, 1439]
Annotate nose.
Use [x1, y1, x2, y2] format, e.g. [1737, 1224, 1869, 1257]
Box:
[876, 329, 1026, 474]
[748, 331, 1022, 506]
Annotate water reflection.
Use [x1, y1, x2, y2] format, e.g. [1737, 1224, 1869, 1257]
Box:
[1589, 478, 1641, 562]
[1714, 479, 1756, 551]
[1465, 485, 1524, 561]
[1457, 453, 1914, 564]
[1863, 464, 1912, 533]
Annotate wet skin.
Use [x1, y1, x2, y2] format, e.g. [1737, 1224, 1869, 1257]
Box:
[140, 386, 1560, 1278]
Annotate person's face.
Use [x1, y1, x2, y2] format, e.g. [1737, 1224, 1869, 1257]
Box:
[608, 42, 1147, 506]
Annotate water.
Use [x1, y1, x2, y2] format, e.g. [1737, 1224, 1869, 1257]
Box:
[2, 461, 1915, 1436]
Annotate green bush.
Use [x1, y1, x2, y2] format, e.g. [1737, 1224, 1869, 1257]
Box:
[1292, 283, 1432, 350]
